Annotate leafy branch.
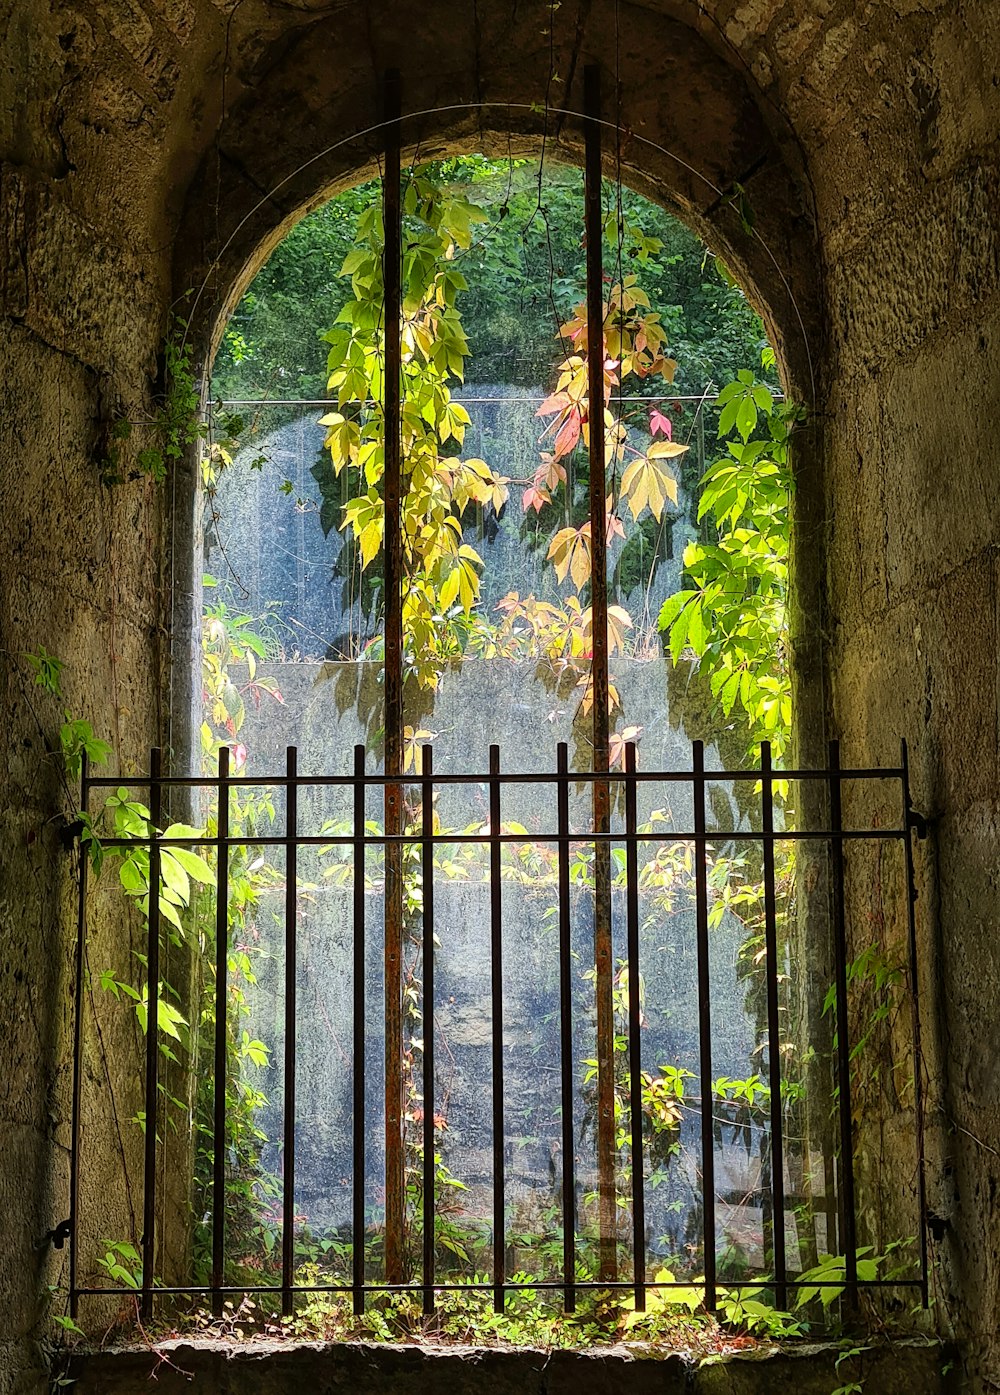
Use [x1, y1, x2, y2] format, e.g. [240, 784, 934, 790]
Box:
[657, 366, 801, 764]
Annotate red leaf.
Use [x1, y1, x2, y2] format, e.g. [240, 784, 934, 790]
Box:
[553, 409, 581, 459]
[650, 409, 672, 439]
[522, 484, 550, 514]
[535, 391, 570, 419]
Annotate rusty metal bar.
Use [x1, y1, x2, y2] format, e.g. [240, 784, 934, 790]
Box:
[489, 743, 505, 1313]
[68, 752, 90, 1320]
[556, 742, 577, 1311]
[421, 744, 436, 1313]
[381, 67, 405, 1286]
[583, 67, 608, 717]
[760, 1127, 774, 1288]
[211, 744, 230, 1315]
[141, 747, 163, 1319]
[353, 743, 367, 1314]
[900, 738, 930, 1307]
[583, 59, 616, 1285]
[623, 742, 645, 1309]
[828, 740, 858, 1309]
[761, 741, 787, 1308]
[281, 746, 298, 1316]
[692, 740, 717, 1310]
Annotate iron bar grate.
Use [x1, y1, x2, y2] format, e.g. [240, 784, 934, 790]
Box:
[68, 739, 929, 1320]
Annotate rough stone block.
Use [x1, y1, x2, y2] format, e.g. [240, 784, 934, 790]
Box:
[99, 0, 155, 64]
[692, 1341, 951, 1394]
[145, 0, 196, 43]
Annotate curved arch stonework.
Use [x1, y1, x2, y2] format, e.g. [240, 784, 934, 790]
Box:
[173, 4, 820, 400]
[6, 2, 1000, 1390]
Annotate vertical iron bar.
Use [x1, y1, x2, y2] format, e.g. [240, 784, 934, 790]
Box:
[353, 744, 367, 1315]
[489, 744, 505, 1314]
[901, 739, 930, 1306]
[692, 741, 717, 1310]
[760, 1130, 774, 1276]
[69, 752, 89, 1321]
[421, 744, 435, 1313]
[584, 59, 616, 1286]
[281, 747, 298, 1316]
[828, 740, 858, 1308]
[556, 743, 577, 1311]
[381, 67, 405, 1287]
[211, 744, 230, 1316]
[623, 743, 645, 1310]
[824, 1152, 839, 1255]
[760, 742, 787, 1308]
[382, 77, 403, 754]
[141, 747, 163, 1319]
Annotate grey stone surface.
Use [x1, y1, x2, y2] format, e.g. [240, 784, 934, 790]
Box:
[212, 652, 761, 1250]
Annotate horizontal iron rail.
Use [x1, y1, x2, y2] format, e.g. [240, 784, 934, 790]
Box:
[213, 393, 763, 408]
[83, 765, 906, 788]
[84, 828, 911, 848]
[73, 1278, 926, 1299]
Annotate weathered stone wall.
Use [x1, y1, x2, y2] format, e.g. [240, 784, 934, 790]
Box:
[0, 161, 168, 1392]
[5, 1, 1000, 1391]
[822, 104, 1000, 1395]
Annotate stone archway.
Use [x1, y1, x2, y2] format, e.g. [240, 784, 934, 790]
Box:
[168, 2, 827, 780]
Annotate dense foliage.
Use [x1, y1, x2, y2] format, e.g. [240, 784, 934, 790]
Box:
[212, 158, 773, 403]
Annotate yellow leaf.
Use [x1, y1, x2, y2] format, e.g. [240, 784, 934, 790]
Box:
[359, 521, 382, 567]
[620, 455, 679, 521]
[570, 534, 591, 590]
[439, 568, 461, 609]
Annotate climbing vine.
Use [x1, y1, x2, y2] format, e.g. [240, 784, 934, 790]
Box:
[318, 172, 510, 690]
[100, 316, 206, 487]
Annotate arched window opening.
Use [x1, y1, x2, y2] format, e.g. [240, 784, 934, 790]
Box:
[197, 132, 803, 1303]
[64, 84, 927, 1342]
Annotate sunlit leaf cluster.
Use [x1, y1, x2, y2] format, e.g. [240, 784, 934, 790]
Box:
[658, 369, 799, 764]
[320, 174, 511, 690]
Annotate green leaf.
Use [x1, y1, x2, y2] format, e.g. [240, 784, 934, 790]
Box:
[159, 852, 191, 905]
[657, 590, 695, 632]
[157, 998, 187, 1040]
[119, 858, 146, 895]
[161, 839, 215, 885]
